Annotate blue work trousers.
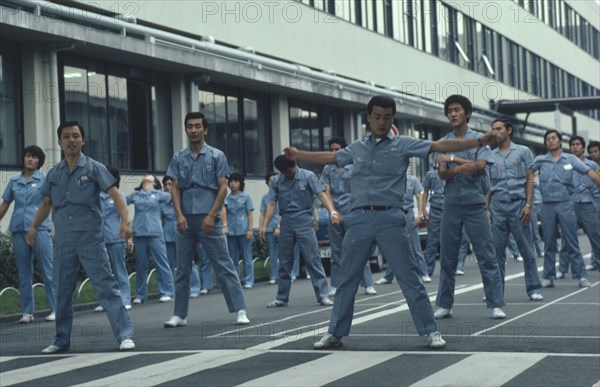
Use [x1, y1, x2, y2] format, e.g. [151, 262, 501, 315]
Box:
[329, 222, 373, 288]
[133, 236, 174, 300]
[329, 208, 437, 337]
[227, 235, 254, 286]
[558, 202, 600, 272]
[12, 231, 56, 315]
[265, 232, 279, 281]
[276, 217, 329, 303]
[541, 201, 586, 280]
[424, 207, 442, 276]
[106, 242, 131, 306]
[174, 215, 246, 319]
[52, 233, 134, 348]
[490, 199, 542, 297]
[437, 203, 505, 310]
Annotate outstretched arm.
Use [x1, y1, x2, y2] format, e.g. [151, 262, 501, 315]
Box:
[284, 147, 337, 165]
[430, 131, 496, 154]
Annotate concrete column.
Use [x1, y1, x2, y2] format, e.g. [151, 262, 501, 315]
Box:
[271, 94, 289, 157]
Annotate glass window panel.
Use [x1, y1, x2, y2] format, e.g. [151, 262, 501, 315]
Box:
[226, 94, 240, 172]
[243, 96, 265, 177]
[86, 71, 109, 165]
[107, 75, 129, 169]
[0, 44, 21, 166]
[213, 92, 227, 155]
[151, 78, 172, 171]
[63, 65, 89, 142]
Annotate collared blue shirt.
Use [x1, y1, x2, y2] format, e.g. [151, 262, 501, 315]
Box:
[161, 198, 177, 242]
[41, 154, 116, 240]
[440, 128, 493, 205]
[2, 171, 51, 233]
[533, 151, 590, 203]
[571, 158, 599, 203]
[224, 191, 254, 236]
[260, 194, 280, 233]
[336, 131, 431, 208]
[267, 167, 324, 221]
[320, 163, 352, 215]
[488, 142, 534, 201]
[166, 143, 230, 215]
[127, 189, 171, 237]
[403, 175, 424, 210]
[100, 191, 127, 244]
[533, 178, 542, 204]
[422, 169, 445, 209]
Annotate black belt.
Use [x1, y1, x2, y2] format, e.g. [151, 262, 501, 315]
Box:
[497, 198, 524, 203]
[430, 206, 443, 211]
[352, 206, 407, 214]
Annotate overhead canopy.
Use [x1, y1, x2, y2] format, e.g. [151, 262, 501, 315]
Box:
[491, 97, 600, 115]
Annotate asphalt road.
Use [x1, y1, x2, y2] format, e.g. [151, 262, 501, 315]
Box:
[1, 235, 599, 386]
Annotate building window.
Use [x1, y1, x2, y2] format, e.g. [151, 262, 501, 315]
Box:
[198, 85, 271, 177]
[0, 41, 22, 167]
[60, 55, 172, 172]
[288, 101, 342, 174]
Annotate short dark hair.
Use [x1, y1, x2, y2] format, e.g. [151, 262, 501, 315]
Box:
[367, 95, 396, 115]
[162, 175, 173, 186]
[265, 171, 278, 185]
[22, 145, 46, 169]
[587, 140, 600, 154]
[444, 95, 472, 123]
[568, 135, 585, 148]
[229, 172, 245, 191]
[184, 112, 208, 129]
[57, 121, 85, 140]
[328, 137, 347, 149]
[491, 118, 514, 138]
[274, 154, 296, 172]
[106, 165, 121, 189]
[544, 130, 562, 145]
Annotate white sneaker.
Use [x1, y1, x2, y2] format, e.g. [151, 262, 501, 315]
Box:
[556, 272, 565, 279]
[306, 275, 311, 279]
[199, 289, 209, 295]
[542, 279, 554, 288]
[189, 293, 199, 298]
[515, 256, 523, 262]
[427, 331, 446, 349]
[365, 286, 377, 295]
[320, 297, 334, 306]
[328, 287, 337, 297]
[579, 278, 591, 288]
[456, 270, 464, 275]
[434, 308, 452, 319]
[492, 307, 506, 319]
[529, 293, 544, 301]
[125, 305, 132, 310]
[94, 305, 104, 313]
[132, 298, 143, 304]
[266, 300, 287, 308]
[585, 264, 598, 271]
[236, 310, 250, 325]
[159, 296, 173, 303]
[421, 275, 432, 283]
[41, 344, 68, 354]
[163, 316, 187, 328]
[18, 314, 34, 324]
[119, 338, 135, 351]
[45, 312, 56, 321]
[268, 279, 277, 284]
[313, 334, 342, 349]
[375, 277, 391, 285]
[243, 284, 253, 289]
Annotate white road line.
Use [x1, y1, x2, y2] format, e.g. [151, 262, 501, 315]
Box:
[0, 352, 138, 386]
[473, 281, 599, 337]
[0, 356, 17, 362]
[72, 350, 258, 387]
[238, 351, 401, 386]
[410, 352, 547, 387]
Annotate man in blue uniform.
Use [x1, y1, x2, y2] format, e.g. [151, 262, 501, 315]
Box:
[26, 121, 135, 353]
[486, 118, 543, 301]
[260, 155, 339, 307]
[422, 166, 445, 276]
[434, 94, 506, 320]
[285, 95, 498, 350]
[321, 137, 376, 297]
[534, 130, 600, 288]
[163, 112, 250, 328]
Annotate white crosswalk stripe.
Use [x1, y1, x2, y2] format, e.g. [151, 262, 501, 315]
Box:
[2, 350, 598, 386]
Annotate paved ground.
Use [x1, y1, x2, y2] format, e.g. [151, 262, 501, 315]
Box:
[1, 236, 598, 386]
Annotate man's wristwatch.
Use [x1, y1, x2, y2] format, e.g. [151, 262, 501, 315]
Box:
[331, 211, 338, 216]
[450, 154, 455, 162]
[525, 203, 532, 208]
[420, 215, 426, 221]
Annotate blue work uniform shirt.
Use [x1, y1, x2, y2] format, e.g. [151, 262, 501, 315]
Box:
[2, 171, 52, 233]
[260, 194, 280, 233]
[266, 168, 324, 222]
[100, 191, 127, 244]
[422, 169, 445, 209]
[161, 199, 177, 242]
[403, 175, 424, 211]
[571, 158, 599, 203]
[533, 152, 590, 203]
[440, 128, 493, 205]
[319, 163, 352, 215]
[488, 142, 534, 201]
[335, 131, 431, 208]
[224, 191, 254, 236]
[166, 144, 230, 215]
[127, 189, 171, 237]
[40, 154, 116, 241]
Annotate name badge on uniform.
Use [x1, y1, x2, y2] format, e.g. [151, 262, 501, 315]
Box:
[81, 176, 89, 182]
[564, 164, 573, 170]
[151, 194, 156, 199]
[31, 183, 37, 187]
[390, 147, 398, 152]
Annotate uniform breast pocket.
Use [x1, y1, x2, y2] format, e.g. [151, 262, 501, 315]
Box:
[203, 163, 216, 180]
[294, 184, 312, 207]
[75, 176, 97, 202]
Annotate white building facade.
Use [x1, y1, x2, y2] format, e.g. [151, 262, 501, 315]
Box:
[1, 0, 599, 230]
